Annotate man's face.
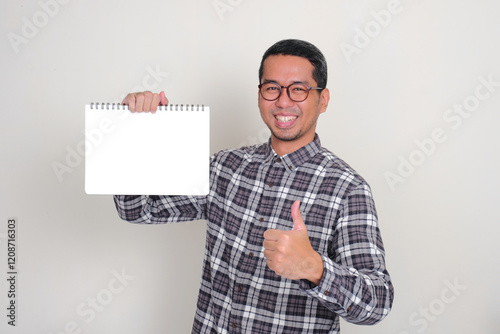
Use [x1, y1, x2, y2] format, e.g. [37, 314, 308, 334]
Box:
[258, 55, 329, 155]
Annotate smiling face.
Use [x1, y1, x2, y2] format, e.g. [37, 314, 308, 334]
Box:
[258, 55, 330, 156]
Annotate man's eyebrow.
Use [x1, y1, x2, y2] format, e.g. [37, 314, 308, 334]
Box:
[292, 80, 311, 85]
[262, 79, 311, 85]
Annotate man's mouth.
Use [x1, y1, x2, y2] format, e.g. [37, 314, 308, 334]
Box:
[275, 115, 298, 122]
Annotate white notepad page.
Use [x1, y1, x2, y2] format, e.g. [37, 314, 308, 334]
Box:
[85, 103, 210, 195]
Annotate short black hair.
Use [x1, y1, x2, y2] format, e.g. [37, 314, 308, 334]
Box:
[258, 39, 328, 89]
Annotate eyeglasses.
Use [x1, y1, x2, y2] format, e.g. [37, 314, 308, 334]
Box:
[258, 82, 324, 102]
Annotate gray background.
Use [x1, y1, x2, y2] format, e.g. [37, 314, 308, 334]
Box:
[1, 0, 499, 333]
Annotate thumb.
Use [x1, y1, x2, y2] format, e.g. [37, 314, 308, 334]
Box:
[159, 91, 168, 106]
[291, 200, 306, 231]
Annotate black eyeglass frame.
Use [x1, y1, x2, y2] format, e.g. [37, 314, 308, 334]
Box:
[258, 81, 324, 102]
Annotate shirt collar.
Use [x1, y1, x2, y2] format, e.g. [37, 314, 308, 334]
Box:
[263, 134, 322, 172]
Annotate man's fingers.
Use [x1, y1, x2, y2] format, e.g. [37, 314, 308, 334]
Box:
[134, 93, 145, 113]
[143, 92, 153, 112]
[160, 91, 168, 106]
[122, 93, 136, 112]
[263, 229, 280, 241]
[151, 93, 161, 114]
[149, 94, 160, 114]
[122, 91, 165, 113]
[263, 239, 276, 251]
[263, 249, 272, 259]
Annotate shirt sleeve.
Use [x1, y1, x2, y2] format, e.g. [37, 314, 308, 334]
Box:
[113, 152, 220, 224]
[298, 183, 394, 325]
[113, 194, 207, 224]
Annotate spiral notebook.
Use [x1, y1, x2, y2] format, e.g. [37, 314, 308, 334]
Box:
[85, 103, 210, 195]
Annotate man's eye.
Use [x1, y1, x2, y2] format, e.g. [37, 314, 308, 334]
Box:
[292, 86, 307, 92]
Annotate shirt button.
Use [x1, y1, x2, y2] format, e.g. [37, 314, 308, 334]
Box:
[268, 182, 273, 187]
[275, 157, 281, 163]
[259, 217, 264, 222]
[288, 165, 293, 170]
[232, 323, 238, 329]
[238, 286, 243, 292]
[249, 252, 254, 257]
[324, 290, 330, 296]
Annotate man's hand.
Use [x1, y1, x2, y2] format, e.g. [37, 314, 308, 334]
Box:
[121, 91, 168, 113]
[263, 200, 324, 285]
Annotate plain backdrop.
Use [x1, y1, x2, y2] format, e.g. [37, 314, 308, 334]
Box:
[1, 0, 499, 333]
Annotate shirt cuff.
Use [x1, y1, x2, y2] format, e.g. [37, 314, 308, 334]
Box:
[298, 255, 359, 317]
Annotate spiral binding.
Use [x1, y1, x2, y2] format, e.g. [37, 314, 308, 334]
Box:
[89, 102, 206, 111]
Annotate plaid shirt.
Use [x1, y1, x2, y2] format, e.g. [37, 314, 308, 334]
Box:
[114, 135, 393, 333]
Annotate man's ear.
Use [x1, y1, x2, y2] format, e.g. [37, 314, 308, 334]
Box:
[319, 88, 330, 114]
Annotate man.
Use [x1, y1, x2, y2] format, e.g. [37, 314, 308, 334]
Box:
[114, 39, 394, 333]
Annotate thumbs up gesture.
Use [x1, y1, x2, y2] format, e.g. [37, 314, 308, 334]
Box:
[263, 200, 324, 285]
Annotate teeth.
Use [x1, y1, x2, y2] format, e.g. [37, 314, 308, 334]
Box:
[275, 115, 297, 122]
